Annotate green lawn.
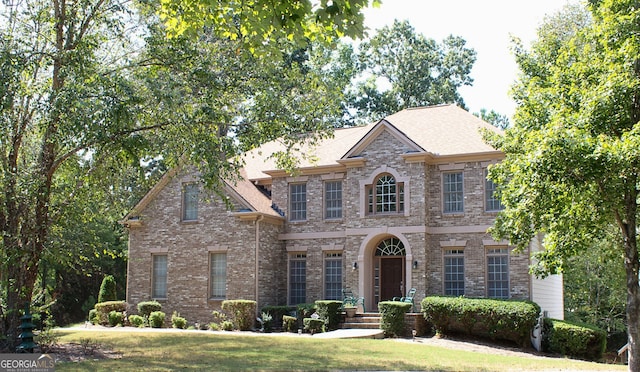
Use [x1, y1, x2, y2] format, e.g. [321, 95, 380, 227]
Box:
[54, 329, 625, 371]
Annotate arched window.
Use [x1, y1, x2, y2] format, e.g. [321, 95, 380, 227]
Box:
[367, 174, 404, 215]
[375, 238, 406, 256]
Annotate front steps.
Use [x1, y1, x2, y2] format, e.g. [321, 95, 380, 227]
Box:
[342, 312, 382, 330]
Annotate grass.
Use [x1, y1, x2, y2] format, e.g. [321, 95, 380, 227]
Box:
[54, 329, 625, 371]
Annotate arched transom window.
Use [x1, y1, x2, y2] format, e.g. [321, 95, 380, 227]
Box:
[367, 174, 404, 215]
[375, 238, 406, 256]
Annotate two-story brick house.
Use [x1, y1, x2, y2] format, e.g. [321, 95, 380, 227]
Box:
[123, 104, 563, 324]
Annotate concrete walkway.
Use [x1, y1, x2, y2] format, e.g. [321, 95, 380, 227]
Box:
[58, 324, 384, 339]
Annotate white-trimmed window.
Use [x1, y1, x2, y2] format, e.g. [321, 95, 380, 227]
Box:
[289, 253, 307, 304]
[324, 181, 343, 219]
[152, 254, 167, 299]
[444, 249, 465, 296]
[443, 172, 464, 213]
[324, 253, 343, 300]
[485, 169, 504, 212]
[289, 183, 307, 221]
[182, 183, 199, 221]
[366, 173, 404, 215]
[209, 253, 227, 299]
[487, 248, 509, 299]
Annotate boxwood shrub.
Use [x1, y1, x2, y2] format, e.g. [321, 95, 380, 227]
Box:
[128, 314, 145, 327]
[94, 301, 127, 325]
[261, 306, 295, 329]
[282, 315, 297, 332]
[315, 300, 343, 331]
[379, 301, 413, 337]
[421, 296, 540, 347]
[221, 300, 257, 331]
[137, 301, 162, 317]
[303, 318, 324, 334]
[108, 311, 124, 327]
[543, 318, 606, 361]
[149, 311, 165, 328]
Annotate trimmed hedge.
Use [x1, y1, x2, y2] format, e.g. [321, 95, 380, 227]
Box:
[128, 314, 145, 327]
[94, 301, 127, 326]
[315, 300, 342, 331]
[543, 318, 606, 361]
[149, 311, 165, 328]
[422, 296, 540, 347]
[261, 306, 295, 329]
[98, 275, 117, 303]
[379, 301, 413, 337]
[303, 318, 324, 334]
[282, 315, 297, 332]
[108, 311, 124, 326]
[137, 301, 162, 317]
[222, 300, 257, 331]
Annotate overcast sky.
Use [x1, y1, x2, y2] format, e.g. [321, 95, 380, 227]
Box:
[362, 0, 573, 119]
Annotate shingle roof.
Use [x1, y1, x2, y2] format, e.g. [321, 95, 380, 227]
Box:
[243, 104, 502, 181]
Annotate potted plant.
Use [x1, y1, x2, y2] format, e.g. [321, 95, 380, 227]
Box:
[344, 306, 357, 318]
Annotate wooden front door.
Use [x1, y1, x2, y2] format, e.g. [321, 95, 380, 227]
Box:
[379, 257, 404, 301]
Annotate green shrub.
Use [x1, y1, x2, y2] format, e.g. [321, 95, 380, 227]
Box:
[282, 315, 297, 332]
[261, 306, 295, 329]
[379, 301, 412, 337]
[137, 301, 162, 317]
[260, 312, 273, 332]
[296, 303, 316, 323]
[421, 296, 540, 347]
[221, 320, 234, 331]
[543, 318, 606, 361]
[128, 314, 145, 327]
[98, 275, 117, 303]
[88, 309, 99, 325]
[171, 311, 187, 329]
[94, 301, 127, 325]
[314, 301, 343, 331]
[149, 311, 165, 328]
[221, 300, 256, 331]
[303, 318, 324, 334]
[108, 311, 124, 327]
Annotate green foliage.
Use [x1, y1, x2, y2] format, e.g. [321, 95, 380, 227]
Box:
[137, 301, 162, 317]
[221, 300, 257, 331]
[88, 309, 99, 325]
[220, 321, 234, 331]
[171, 312, 187, 329]
[261, 306, 295, 329]
[108, 311, 124, 327]
[282, 315, 298, 333]
[303, 318, 324, 334]
[350, 20, 476, 122]
[128, 315, 145, 328]
[378, 301, 412, 337]
[314, 300, 343, 331]
[259, 312, 273, 332]
[421, 296, 540, 347]
[98, 275, 118, 303]
[295, 303, 316, 325]
[149, 311, 166, 328]
[543, 318, 607, 361]
[94, 301, 127, 325]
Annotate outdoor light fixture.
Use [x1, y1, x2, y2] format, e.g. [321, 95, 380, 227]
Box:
[413, 260, 418, 269]
[352, 262, 358, 270]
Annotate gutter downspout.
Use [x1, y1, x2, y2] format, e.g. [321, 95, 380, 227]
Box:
[255, 215, 264, 314]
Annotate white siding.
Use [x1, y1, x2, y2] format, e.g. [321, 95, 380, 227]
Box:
[530, 234, 564, 319]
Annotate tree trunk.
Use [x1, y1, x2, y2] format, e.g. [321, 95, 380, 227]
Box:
[621, 186, 639, 371]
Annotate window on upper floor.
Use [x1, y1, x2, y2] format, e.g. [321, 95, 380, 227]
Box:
[484, 169, 504, 212]
[443, 172, 463, 213]
[487, 248, 509, 299]
[366, 173, 404, 215]
[324, 181, 342, 220]
[152, 254, 167, 299]
[182, 183, 199, 221]
[289, 183, 307, 221]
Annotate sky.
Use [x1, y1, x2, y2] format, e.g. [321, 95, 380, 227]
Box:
[362, 0, 573, 119]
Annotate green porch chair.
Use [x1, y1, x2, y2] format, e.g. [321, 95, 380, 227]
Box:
[392, 287, 417, 312]
[342, 288, 365, 313]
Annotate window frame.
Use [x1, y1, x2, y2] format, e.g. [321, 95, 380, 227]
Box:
[289, 183, 307, 222]
[209, 252, 227, 300]
[366, 173, 404, 215]
[151, 254, 168, 299]
[443, 171, 464, 214]
[324, 180, 343, 220]
[484, 169, 504, 212]
[182, 182, 199, 221]
[324, 252, 343, 300]
[289, 253, 307, 305]
[486, 248, 510, 299]
[444, 249, 465, 296]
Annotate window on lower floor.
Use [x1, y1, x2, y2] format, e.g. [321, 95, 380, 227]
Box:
[289, 254, 307, 305]
[444, 249, 465, 296]
[210, 252, 227, 299]
[152, 254, 167, 299]
[487, 248, 509, 299]
[324, 253, 343, 300]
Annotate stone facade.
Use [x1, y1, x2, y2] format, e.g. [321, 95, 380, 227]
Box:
[125, 105, 562, 324]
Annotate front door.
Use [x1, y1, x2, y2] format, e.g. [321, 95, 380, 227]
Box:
[379, 257, 404, 301]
